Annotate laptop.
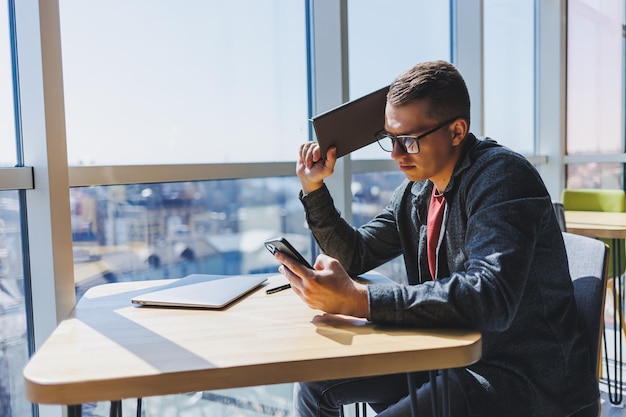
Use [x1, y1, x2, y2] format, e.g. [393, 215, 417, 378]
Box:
[131, 273, 272, 309]
[311, 85, 389, 159]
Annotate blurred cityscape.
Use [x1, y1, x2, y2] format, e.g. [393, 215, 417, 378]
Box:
[69, 178, 310, 298]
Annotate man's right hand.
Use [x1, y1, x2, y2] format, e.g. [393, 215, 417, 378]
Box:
[297, 142, 337, 194]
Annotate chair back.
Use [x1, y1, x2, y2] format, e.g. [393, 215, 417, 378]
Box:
[563, 232, 609, 375]
[562, 189, 626, 213]
[553, 201, 567, 232]
[562, 232, 609, 417]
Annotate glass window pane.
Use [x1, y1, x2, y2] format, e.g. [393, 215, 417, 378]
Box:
[81, 385, 293, 416]
[71, 177, 306, 413]
[352, 171, 407, 283]
[483, 0, 535, 155]
[566, 163, 623, 189]
[0, 191, 29, 417]
[59, 1, 308, 165]
[347, 0, 451, 160]
[0, 4, 17, 166]
[567, 0, 624, 154]
[71, 177, 309, 296]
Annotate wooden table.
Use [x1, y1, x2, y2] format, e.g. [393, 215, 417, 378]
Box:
[566, 210, 626, 405]
[565, 210, 626, 239]
[23, 275, 481, 417]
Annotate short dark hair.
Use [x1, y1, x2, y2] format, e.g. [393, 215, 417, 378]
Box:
[387, 60, 471, 127]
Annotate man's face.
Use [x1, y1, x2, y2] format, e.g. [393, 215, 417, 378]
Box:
[384, 100, 464, 184]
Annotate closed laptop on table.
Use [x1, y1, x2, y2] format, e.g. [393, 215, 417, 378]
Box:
[131, 273, 272, 309]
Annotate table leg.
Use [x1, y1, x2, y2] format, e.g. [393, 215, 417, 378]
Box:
[441, 369, 450, 417]
[407, 372, 419, 417]
[68, 405, 82, 417]
[110, 400, 122, 417]
[407, 371, 451, 417]
[605, 238, 624, 405]
[428, 371, 440, 417]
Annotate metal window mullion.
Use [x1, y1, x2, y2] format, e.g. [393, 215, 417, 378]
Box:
[308, 0, 352, 223]
[536, 0, 568, 199]
[451, 0, 484, 137]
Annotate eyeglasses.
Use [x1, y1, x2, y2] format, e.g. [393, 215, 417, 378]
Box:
[376, 117, 461, 154]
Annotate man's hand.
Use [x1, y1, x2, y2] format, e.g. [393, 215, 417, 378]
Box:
[275, 251, 370, 319]
[297, 143, 337, 194]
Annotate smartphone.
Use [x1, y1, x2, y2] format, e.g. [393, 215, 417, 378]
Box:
[264, 237, 313, 269]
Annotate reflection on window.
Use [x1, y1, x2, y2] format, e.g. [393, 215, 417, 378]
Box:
[567, 0, 624, 155]
[71, 178, 309, 298]
[59, 1, 308, 165]
[352, 171, 407, 283]
[347, 0, 450, 160]
[566, 163, 623, 190]
[0, 191, 29, 417]
[483, 0, 535, 155]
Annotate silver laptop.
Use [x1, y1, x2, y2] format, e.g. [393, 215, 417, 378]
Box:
[311, 85, 389, 159]
[131, 273, 272, 309]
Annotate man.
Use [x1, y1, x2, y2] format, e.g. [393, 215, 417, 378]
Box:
[274, 61, 599, 416]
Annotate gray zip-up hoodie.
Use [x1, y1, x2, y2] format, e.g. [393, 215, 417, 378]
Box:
[300, 133, 598, 416]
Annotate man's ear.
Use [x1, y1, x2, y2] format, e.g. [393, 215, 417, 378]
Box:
[451, 118, 468, 146]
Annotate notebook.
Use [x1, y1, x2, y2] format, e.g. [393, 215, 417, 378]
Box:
[131, 273, 272, 309]
[311, 85, 389, 159]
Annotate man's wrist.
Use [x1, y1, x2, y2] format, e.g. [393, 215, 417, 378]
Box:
[301, 181, 324, 195]
[348, 283, 371, 319]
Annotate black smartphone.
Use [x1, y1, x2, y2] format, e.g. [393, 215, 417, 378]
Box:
[264, 237, 313, 269]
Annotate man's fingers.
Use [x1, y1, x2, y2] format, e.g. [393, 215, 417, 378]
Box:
[275, 252, 310, 277]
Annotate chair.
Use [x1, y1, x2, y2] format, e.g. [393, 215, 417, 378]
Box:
[553, 201, 567, 232]
[562, 189, 626, 213]
[562, 188, 626, 405]
[563, 232, 609, 417]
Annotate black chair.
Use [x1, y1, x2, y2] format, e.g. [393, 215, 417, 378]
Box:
[563, 232, 609, 417]
[553, 201, 567, 232]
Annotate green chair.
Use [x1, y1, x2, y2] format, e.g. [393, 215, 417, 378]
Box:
[562, 189, 626, 214]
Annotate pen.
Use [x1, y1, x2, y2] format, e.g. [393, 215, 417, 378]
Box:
[266, 283, 291, 295]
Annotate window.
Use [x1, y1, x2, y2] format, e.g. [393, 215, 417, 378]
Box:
[0, 191, 29, 417]
[9, 1, 589, 416]
[566, 0, 625, 188]
[347, 0, 451, 160]
[59, 0, 308, 165]
[352, 171, 407, 283]
[0, 4, 17, 167]
[0, 5, 30, 417]
[71, 177, 309, 297]
[70, 177, 307, 414]
[483, 0, 535, 155]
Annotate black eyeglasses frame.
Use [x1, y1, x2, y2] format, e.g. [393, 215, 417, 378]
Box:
[376, 116, 462, 154]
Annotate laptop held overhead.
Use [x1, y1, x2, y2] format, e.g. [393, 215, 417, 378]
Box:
[311, 85, 389, 159]
[131, 273, 272, 309]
